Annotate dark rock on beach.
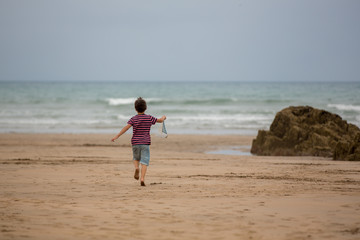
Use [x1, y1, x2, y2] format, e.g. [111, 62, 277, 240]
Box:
[250, 106, 360, 161]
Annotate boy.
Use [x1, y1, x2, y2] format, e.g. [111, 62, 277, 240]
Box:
[111, 97, 166, 187]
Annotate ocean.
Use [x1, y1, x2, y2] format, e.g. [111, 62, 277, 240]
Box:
[0, 81, 359, 135]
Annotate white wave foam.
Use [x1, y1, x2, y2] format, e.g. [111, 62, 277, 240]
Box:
[117, 114, 130, 120]
[105, 98, 161, 106]
[0, 118, 114, 125]
[328, 104, 360, 112]
[106, 98, 136, 106]
[170, 114, 270, 122]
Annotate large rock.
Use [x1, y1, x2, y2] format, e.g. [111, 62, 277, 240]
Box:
[250, 106, 360, 161]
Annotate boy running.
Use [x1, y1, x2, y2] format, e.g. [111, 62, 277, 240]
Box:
[111, 97, 166, 186]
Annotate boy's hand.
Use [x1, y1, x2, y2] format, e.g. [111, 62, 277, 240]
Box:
[111, 124, 131, 142]
[157, 115, 167, 123]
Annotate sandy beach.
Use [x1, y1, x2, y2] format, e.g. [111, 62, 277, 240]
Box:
[1, 133, 359, 240]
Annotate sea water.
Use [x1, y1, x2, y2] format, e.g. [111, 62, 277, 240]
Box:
[0, 81, 359, 134]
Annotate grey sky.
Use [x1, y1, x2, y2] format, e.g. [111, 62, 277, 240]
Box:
[0, 0, 359, 82]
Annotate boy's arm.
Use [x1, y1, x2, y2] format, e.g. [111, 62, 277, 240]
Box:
[111, 124, 132, 142]
[156, 115, 167, 123]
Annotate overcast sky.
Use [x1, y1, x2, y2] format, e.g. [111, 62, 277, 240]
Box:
[0, 0, 359, 82]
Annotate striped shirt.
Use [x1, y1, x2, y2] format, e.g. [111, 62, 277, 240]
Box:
[127, 114, 157, 145]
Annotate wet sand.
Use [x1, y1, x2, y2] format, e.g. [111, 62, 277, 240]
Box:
[1, 133, 360, 240]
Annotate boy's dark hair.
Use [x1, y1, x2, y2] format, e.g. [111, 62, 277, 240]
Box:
[135, 97, 147, 113]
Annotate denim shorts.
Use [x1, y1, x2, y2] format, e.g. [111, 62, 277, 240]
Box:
[132, 145, 150, 166]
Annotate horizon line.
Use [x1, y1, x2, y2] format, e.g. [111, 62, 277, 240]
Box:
[0, 80, 359, 83]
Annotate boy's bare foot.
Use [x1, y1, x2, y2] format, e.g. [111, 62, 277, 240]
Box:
[141, 181, 146, 186]
[134, 169, 139, 180]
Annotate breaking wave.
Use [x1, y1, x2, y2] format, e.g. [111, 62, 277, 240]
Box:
[105, 98, 162, 106]
[328, 104, 360, 112]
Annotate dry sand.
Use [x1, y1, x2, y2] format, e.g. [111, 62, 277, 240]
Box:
[1, 133, 360, 240]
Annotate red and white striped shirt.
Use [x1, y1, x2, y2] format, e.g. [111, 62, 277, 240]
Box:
[127, 114, 157, 145]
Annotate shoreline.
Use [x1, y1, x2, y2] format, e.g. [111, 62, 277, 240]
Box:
[1, 133, 360, 239]
[0, 128, 260, 136]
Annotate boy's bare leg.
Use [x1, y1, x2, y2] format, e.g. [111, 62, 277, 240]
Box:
[140, 164, 147, 186]
[133, 160, 140, 180]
